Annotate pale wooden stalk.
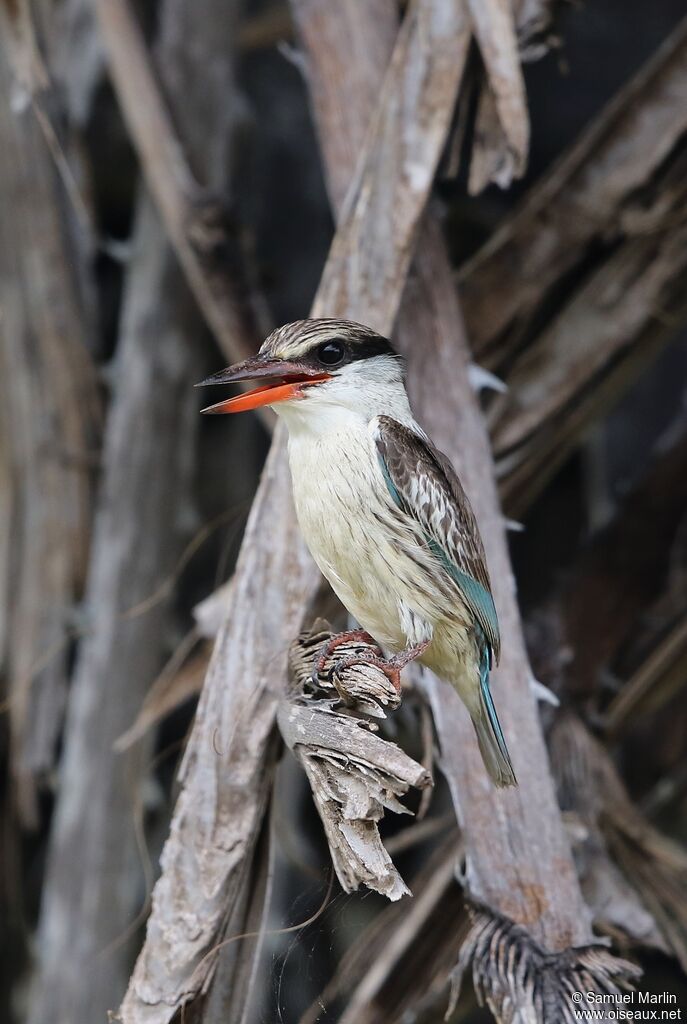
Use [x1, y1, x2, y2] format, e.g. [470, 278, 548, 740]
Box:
[0, 28, 99, 826]
[30, 0, 248, 1017]
[27, 192, 204, 1024]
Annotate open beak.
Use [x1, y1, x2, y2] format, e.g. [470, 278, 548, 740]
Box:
[196, 355, 332, 414]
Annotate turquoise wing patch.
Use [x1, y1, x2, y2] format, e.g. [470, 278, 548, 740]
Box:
[377, 452, 404, 510]
[427, 538, 499, 653]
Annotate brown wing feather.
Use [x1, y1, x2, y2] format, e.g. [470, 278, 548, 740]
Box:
[374, 416, 500, 660]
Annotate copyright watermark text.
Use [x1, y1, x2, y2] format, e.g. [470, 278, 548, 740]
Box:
[571, 990, 681, 1020]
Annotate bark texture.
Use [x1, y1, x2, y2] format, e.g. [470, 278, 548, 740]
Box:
[28, 193, 203, 1024]
[0, 18, 99, 826]
[29, 0, 246, 1019]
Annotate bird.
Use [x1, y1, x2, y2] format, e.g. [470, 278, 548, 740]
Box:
[198, 318, 516, 788]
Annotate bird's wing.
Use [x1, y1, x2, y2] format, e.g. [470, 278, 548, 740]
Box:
[373, 415, 500, 661]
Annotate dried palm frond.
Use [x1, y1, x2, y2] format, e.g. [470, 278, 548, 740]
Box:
[449, 904, 640, 1024]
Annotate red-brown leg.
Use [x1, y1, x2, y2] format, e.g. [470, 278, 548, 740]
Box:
[313, 628, 381, 678]
[329, 638, 431, 694]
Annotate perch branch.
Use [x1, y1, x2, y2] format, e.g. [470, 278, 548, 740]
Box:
[280, 623, 430, 901]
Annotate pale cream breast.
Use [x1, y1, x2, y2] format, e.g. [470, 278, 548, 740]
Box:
[286, 419, 474, 659]
[288, 425, 408, 648]
[273, 359, 484, 716]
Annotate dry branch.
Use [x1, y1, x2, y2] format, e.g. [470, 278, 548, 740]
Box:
[30, 0, 254, 1018]
[94, 0, 257, 367]
[28, 194, 205, 1024]
[280, 623, 429, 900]
[119, 2, 471, 1019]
[287, 621, 402, 717]
[458, 15, 687, 510]
[280, 708, 419, 900]
[0, 22, 100, 825]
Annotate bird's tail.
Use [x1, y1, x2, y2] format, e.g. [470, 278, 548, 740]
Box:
[472, 656, 517, 788]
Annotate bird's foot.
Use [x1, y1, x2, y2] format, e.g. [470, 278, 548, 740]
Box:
[312, 629, 382, 686]
[329, 639, 431, 695]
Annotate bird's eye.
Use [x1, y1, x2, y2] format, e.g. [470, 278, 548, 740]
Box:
[315, 339, 346, 366]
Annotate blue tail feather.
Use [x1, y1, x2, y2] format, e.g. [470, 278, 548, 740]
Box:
[473, 639, 517, 787]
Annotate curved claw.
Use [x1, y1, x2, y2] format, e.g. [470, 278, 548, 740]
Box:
[312, 628, 380, 683]
[329, 649, 378, 684]
[330, 650, 402, 694]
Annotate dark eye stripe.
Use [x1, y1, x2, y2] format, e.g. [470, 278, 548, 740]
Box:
[300, 330, 396, 369]
[349, 335, 396, 360]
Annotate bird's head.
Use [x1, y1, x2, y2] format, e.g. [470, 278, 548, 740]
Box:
[197, 318, 407, 426]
